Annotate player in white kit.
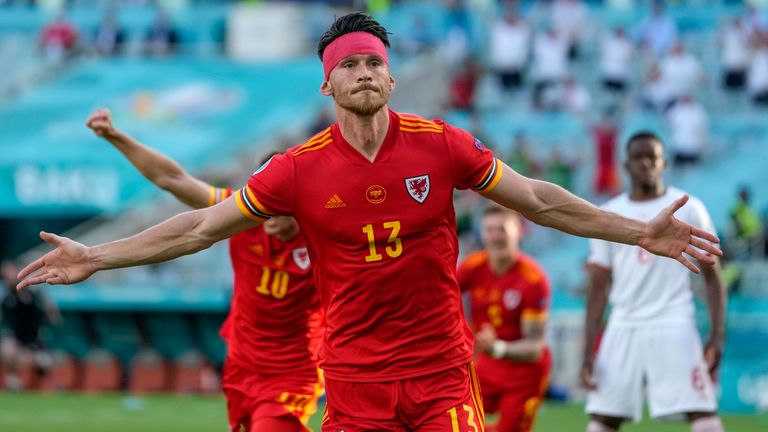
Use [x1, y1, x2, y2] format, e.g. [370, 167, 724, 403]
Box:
[581, 132, 726, 432]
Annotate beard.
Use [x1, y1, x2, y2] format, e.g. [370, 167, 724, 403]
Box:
[335, 85, 389, 116]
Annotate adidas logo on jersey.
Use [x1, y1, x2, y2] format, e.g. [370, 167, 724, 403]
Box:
[325, 194, 346, 208]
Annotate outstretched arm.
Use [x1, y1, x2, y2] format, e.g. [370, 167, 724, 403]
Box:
[484, 164, 721, 272]
[86, 108, 213, 209]
[16, 198, 260, 290]
[700, 259, 726, 374]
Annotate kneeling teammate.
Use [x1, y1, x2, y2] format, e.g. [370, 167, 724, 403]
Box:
[458, 205, 551, 432]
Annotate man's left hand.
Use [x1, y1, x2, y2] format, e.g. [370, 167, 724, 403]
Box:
[639, 195, 722, 273]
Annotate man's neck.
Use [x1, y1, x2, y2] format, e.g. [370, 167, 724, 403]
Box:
[629, 182, 666, 201]
[336, 106, 390, 162]
[489, 250, 518, 275]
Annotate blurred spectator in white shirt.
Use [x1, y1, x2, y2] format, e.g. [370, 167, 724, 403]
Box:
[93, 9, 125, 57]
[748, 35, 768, 106]
[550, 0, 588, 59]
[489, 10, 531, 92]
[633, 1, 679, 58]
[658, 42, 706, 104]
[600, 27, 634, 93]
[719, 16, 752, 92]
[557, 76, 592, 115]
[666, 95, 709, 167]
[532, 27, 569, 109]
[642, 63, 674, 111]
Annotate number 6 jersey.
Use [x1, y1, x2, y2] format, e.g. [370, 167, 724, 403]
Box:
[235, 110, 502, 382]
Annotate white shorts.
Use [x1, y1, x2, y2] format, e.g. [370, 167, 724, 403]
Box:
[585, 322, 717, 421]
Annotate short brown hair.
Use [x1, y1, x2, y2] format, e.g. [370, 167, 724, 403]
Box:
[482, 204, 520, 222]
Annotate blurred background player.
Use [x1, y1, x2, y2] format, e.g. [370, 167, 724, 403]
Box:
[85, 108, 322, 432]
[458, 205, 551, 432]
[17, 12, 721, 432]
[1, 260, 59, 391]
[581, 131, 726, 432]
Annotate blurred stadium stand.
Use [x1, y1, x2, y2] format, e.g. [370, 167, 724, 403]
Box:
[1, 0, 767, 415]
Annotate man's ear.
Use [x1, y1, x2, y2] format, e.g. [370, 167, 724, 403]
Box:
[389, 74, 396, 92]
[320, 80, 333, 96]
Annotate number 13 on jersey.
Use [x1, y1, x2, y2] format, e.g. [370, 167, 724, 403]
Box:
[362, 221, 403, 262]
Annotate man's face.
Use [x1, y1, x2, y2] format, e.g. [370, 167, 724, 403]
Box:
[625, 139, 666, 189]
[322, 54, 394, 116]
[480, 213, 520, 255]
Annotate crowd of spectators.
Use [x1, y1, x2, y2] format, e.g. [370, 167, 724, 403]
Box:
[37, 6, 179, 62]
[433, 0, 768, 182]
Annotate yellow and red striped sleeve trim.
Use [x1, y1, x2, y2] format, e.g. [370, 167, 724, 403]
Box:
[521, 309, 549, 322]
[473, 158, 503, 194]
[234, 186, 272, 222]
[399, 117, 444, 133]
[291, 128, 332, 157]
[207, 187, 233, 207]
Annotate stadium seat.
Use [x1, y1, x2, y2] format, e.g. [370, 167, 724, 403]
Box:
[128, 348, 171, 394]
[170, 351, 209, 394]
[39, 351, 79, 392]
[81, 348, 121, 393]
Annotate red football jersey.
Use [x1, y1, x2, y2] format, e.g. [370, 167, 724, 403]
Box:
[234, 110, 503, 382]
[457, 251, 551, 374]
[214, 188, 321, 375]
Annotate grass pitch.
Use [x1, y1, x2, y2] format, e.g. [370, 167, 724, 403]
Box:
[0, 392, 764, 431]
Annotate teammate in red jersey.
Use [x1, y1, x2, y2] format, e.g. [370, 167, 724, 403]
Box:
[20, 12, 721, 431]
[458, 206, 551, 432]
[85, 109, 322, 432]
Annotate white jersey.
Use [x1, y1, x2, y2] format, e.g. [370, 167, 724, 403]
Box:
[588, 187, 715, 328]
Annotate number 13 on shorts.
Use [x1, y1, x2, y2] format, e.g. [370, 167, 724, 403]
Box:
[447, 404, 481, 432]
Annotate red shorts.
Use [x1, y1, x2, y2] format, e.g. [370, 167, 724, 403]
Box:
[222, 359, 323, 432]
[477, 357, 550, 432]
[322, 362, 484, 432]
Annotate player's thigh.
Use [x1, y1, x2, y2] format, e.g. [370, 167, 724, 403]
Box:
[251, 414, 305, 432]
[223, 386, 252, 431]
[643, 325, 717, 418]
[494, 391, 544, 432]
[416, 401, 484, 432]
[322, 378, 406, 432]
[586, 326, 643, 421]
[410, 363, 485, 432]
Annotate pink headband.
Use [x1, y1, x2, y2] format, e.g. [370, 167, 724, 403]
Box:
[322, 32, 389, 80]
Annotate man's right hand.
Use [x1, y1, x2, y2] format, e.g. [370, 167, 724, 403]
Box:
[16, 232, 98, 291]
[86, 108, 118, 139]
[580, 358, 598, 390]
